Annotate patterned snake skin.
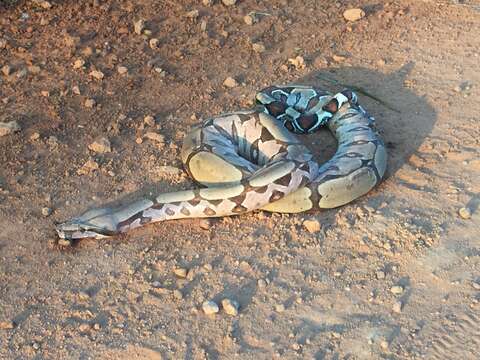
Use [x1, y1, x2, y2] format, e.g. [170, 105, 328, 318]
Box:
[56, 85, 387, 240]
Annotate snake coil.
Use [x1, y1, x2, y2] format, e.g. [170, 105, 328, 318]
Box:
[56, 85, 387, 240]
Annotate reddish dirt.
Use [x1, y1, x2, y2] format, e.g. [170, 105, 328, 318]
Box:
[1, 0, 479, 359]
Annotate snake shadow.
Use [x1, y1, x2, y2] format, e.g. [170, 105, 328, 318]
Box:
[295, 62, 437, 181]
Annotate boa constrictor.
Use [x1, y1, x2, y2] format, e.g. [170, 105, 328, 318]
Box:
[56, 85, 387, 240]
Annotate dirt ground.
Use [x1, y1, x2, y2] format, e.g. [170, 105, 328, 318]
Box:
[0, 0, 479, 359]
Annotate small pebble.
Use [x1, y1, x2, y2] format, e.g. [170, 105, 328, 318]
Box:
[390, 285, 404, 295]
[392, 301, 403, 313]
[303, 219, 321, 233]
[144, 132, 165, 143]
[458, 207, 471, 219]
[134, 19, 145, 35]
[275, 304, 285, 313]
[222, 298, 239, 316]
[0, 321, 15, 330]
[185, 10, 199, 19]
[1, 65, 11, 76]
[257, 279, 267, 288]
[199, 219, 211, 230]
[77, 159, 99, 175]
[41, 207, 52, 217]
[89, 70, 104, 80]
[143, 115, 155, 126]
[202, 300, 219, 315]
[380, 340, 389, 350]
[117, 66, 128, 75]
[203, 0, 213, 5]
[173, 290, 183, 300]
[78, 323, 90, 332]
[41, 90, 49, 97]
[84, 98, 96, 108]
[30, 132, 40, 141]
[88, 137, 111, 153]
[471, 281, 480, 290]
[332, 54, 347, 62]
[173, 267, 188, 278]
[72, 86, 81, 95]
[288, 56, 305, 70]
[252, 42, 266, 53]
[73, 59, 85, 69]
[377, 59, 386, 66]
[376, 270, 386, 279]
[149, 38, 159, 49]
[343, 8, 365, 22]
[58, 238, 72, 247]
[221, 0, 237, 6]
[223, 76, 238, 88]
[0, 121, 21, 137]
[243, 14, 255, 25]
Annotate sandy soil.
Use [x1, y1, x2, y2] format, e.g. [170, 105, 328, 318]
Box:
[1, 0, 479, 359]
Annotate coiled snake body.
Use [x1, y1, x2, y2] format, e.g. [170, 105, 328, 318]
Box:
[56, 85, 387, 240]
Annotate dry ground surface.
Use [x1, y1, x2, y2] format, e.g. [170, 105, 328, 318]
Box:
[1, 0, 479, 359]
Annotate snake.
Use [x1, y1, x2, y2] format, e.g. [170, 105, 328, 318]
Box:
[55, 85, 387, 240]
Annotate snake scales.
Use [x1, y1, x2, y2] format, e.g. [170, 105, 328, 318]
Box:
[56, 85, 387, 240]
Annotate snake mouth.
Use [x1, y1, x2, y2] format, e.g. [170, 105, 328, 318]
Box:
[55, 220, 116, 240]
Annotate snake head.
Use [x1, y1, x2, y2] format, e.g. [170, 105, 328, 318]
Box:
[55, 208, 118, 240]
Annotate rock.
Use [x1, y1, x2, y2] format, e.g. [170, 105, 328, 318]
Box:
[185, 10, 199, 19]
[252, 42, 266, 53]
[88, 137, 111, 153]
[377, 59, 386, 66]
[72, 86, 81, 95]
[303, 219, 321, 233]
[41, 207, 52, 217]
[343, 8, 365, 22]
[332, 54, 347, 62]
[0, 321, 15, 330]
[244, 12, 258, 25]
[117, 66, 128, 75]
[376, 270, 386, 280]
[30, 132, 40, 141]
[392, 301, 403, 313]
[77, 159, 99, 175]
[288, 56, 306, 70]
[78, 323, 90, 332]
[471, 281, 480, 290]
[223, 76, 238, 88]
[199, 219, 211, 230]
[257, 279, 267, 288]
[134, 19, 145, 35]
[1, 65, 11, 76]
[41, 90, 49, 97]
[73, 59, 85, 69]
[202, 300, 219, 315]
[28, 65, 41, 74]
[173, 267, 188, 278]
[143, 115, 155, 126]
[203, 0, 213, 5]
[222, 0, 237, 6]
[58, 238, 72, 247]
[173, 290, 183, 300]
[149, 38, 159, 49]
[380, 340, 389, 350]
[84, 98, 96, 108]
[390, 285, 404, 295]
[0, 121, 21, 137]
[144, 131, 165, 143]
[89, 70, 104, 80]
[0, 39, 7, 49]
[222, 298, 239, 316]
[458, 207, 471, 219]
[275, 304, 285, 313]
